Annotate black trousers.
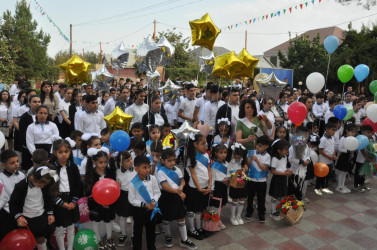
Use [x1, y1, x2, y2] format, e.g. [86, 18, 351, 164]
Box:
[354, 162, 366, 187]
[287, 175, 303, 200]
[0, 209, 17, 241]
[132, 207, 156, 250]
[315, 164, 333, 189]
[246, 181, 267, 216]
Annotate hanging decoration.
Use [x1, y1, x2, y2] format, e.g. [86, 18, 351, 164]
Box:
[189, 13, 221, 51]
[59, 54, 91, 84]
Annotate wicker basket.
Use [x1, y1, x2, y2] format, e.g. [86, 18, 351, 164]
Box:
[202, 197, 222, 232]
[280, 206, 304, 225]
[229, 170, 246, 189]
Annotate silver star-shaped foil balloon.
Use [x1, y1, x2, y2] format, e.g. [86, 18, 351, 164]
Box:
[156, 35, 175, 66]
[111, 42, 129, 70]
[91, 65, 114, 82]
[136, 35, 164, 73]
[158, 79, 182, 102]
[171, 120, 200, 148]
[146, 70, 160, 91]
[256, 72, 287, 99]
[199, 51, 215, 75]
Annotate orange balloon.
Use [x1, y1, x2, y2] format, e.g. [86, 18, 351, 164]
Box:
[314, 162, 329, 177]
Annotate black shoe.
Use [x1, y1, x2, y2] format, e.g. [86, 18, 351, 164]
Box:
[106, 238, 116, 250]
[245, 212, 253, 220]
[117, 234, 127, 247]
[180, 239, 198, 249]
[259, 214, 266, 223]
[197, 228, 209, 238]
[187, 230, 203, 240]
[165, 236, 173, 248]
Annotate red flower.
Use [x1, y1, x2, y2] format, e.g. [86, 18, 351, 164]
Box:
[290, 200, 296, 204]
[280, 200, 287, 204]
[201, 211, 206, 220]
[204, 214, 211, 221]
[212, 214, 220, 222]
[282, 208, 288, 214]
[170, 138, 174, 144]
[285, 196, 291, 200]
[292, 205, 299, 209]
[257, 115, 263, 120]
[276, 204, 282, 209]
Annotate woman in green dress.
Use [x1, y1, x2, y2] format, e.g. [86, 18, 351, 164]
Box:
[236, 99, 272, 151]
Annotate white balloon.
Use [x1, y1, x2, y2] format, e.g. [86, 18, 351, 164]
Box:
[310, 151, 318, 164]
[0, 131, 4, 149]
[366, 104, 377, 123]
[306, 72, 325, 94]
[343, 136, 359, 151]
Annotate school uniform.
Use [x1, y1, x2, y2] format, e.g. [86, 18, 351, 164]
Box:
[116, 167, 136, 218]
[0, 170, 25, 240]
[184, 152, 210, 213]
[316, 133, 335, 189]
[246, 150, 270, 216]
[72, 147, 84, 167]
[203, 100, 225, 136]
[19, 111, 36, 170]
[355, 148, 367, 188]
[210, 161, 228, 208]
[126, 102, 149, 129]
[269, 156, 288, 198]
[69, 103, 80, 131]
[58, 99, 72, 138]
[53, 161, 83, 227]
[324, 109, 334, 124]
[213, 135, 230, 146]
[178, 97, 196, 125]
[76, 110, 106, 134]
[288, 145, 311, 199]
[26, 121, 59, 155]
[227, 159, 247, 199]
[0, 102, 13, 139]
[157, 166, 186, 221]
[128, 174, 161, 250]
[335, 136, 353, 172]
[9, 178, 54, 238]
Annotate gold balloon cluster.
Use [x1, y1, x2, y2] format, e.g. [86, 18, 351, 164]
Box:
[189, 13, 220, 51]
[212, 49, 259, 79]
[104, 107, 133, 133]
[59, 54, 91, 84]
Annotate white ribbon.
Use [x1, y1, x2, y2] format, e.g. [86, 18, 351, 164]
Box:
[82, 133, 100, 141]
[310, 135, 317, 143]
[188, 133, 196, 141]
[51, 135, 62, 142]
[231, 142, 246, 151]
[36, 166, 59, 182]
[87, 147, 110, 157]
[217, 117, 230, 125]
[65, 137, 76, 148]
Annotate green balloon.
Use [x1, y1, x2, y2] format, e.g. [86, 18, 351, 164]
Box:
[344, 106, 354, 120]
[337, 65, 354, 83]
[73, 229, 98, 250]
[370, 80, 377, 95]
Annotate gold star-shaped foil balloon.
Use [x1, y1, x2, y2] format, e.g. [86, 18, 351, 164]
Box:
[189, 13, 221, 51]
[211, 51, 244, 79]
[237, 48, 259, 79]
[104, 106, 133, 133]
[59, 54, 91, 84]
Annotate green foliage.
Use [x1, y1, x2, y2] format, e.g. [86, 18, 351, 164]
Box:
[1, 0, 50, 80]
[42, 66, 61, 82]
[0, 37, 18, 84]
[84, 51, 100, 65]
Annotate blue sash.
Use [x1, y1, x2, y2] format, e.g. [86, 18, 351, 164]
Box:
[148, 155, 162, 172]
[211, 162, 227, 175]
[195, 152, 208, 168]
[248, 164, 268, 180]
[73, 157, 82, 166]
[146, 140, 153, 147]
[159, 167, 180, 186]
[229, 169, 237, 175]
[131, 175, 162, 220]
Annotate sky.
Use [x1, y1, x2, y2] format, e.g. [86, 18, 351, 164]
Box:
[2, 0, 377, 58]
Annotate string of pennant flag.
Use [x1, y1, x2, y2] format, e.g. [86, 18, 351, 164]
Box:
[219, 0, 323, 31]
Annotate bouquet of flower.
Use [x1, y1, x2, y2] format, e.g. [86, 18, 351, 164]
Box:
[276, 196, 305, 225]
[201, 197, 222, 231]
[229, 170, 250, 188]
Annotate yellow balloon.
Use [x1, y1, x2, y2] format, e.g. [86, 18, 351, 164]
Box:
[104, 106, 133, 133]
[212, 51, 244, 79]
[59, 54, 91, 84]
[237, 48, 259, 79]
[189, 13, 220, 51]
[162, 133, 177, 150]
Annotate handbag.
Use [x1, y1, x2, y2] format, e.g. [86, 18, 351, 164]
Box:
[0, 122, 9, 137]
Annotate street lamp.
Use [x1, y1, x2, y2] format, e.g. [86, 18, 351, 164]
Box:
[298, 81, 303, 90]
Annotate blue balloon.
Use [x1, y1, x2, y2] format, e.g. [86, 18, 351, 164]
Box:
[333, 105, 347, 120]
[110, 130, 130, 152]
[324, 35, 339, 54]
[356, 135, 369, 150]
[354, 64, 370, 82]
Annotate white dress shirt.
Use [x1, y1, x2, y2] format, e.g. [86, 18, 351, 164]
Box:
[0, 103, 13, 126]
[126, 102, 149, 128]
[26, 121, 59, 154]
[59, 166, 70, 192]
[313, 102, 328, 119]
[116, 167, 137, 192]
[77, 110, 106, 134]
[103, 97, 116, 116]
[195, 96, 210, 122]
[203, 100, 225, 135]
[164, 102, 176, 125]
[128, 174, 161, 207]
[0, 170, 25, 213]
[186, 153, 210, 188]
[58, 100, 71, 123]
[318, 133, 335, 165]
[179, 98, 196, 124]
[23, 180, 45, 218]
[157, 166, 183, 189]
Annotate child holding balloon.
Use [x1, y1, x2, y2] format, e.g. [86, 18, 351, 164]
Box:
[50, 139, 83, 250]
[84, 147, 117, 249]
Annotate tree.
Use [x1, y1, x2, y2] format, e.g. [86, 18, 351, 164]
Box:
[84, 51, 100, 65]
[335, 0, 376, 9]
[1, 0, 50, 80]
[0, 37, 18, 84]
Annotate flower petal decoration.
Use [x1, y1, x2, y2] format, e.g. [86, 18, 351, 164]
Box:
[189, 13, 220, 51]
[59, 54, 91, 84]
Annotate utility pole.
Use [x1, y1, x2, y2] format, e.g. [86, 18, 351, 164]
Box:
[82, 48, 85, 60]
[153, 20, 157, 41]
[100, 42, 102, 64]
[70, 24, 72, 57]
[245, 30, 247, 50]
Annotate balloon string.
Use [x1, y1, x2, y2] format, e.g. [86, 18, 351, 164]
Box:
[324, 54, 331, 92]
[25, 221, 39, 250]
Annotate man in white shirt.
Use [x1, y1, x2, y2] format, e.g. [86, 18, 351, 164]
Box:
[194, 82, 213, 123]
[203, 85, 225, 142]
[77, 95, 106, 134]
[126, 89, 149, 128]
[233, 79, 243, 89]
[103, 93, 116, 116]
[192, 77, 198, 87]
[344, 93, 353, 107]
[178, 84, 196, 125]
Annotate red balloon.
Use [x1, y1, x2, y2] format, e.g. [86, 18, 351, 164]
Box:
[287, 102, 308, 126]
[92, 178, 120, 205]
[0, 229, 35, 250]
[363, 118, 377, 133]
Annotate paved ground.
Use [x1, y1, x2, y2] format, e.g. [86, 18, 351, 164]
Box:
[117, 175, 377, 250]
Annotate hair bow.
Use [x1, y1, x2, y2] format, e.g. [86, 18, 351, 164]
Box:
[82, 133, 100, 141]
[212, 143, 228, 148]
[51, 135, 62, 142]
[87, 147, 110, 157]
[231, 142, 246, 151]
[217, 117, 230, 125]
[310, 135, 317, 142]
[36, 166, 59, 182]
[65, 137, 76, 148]
[188, 133, 196, 141]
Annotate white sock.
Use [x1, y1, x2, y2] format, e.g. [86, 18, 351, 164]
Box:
[55, 226, 65, 250]
[67, 224, 75, 250]
[187, 212, 195, 232]
[119, 216, 127, 236]
[162, 220, 171, 237]
[302, 180, 310, 196]
[237, 201, 244, 217]
[341, 171, 347, 187]
[337, 171, 342, 189]
[106, 222, 112, 239]
[194, 213, 201, 229]
[231, 202, 237, 218]
[178, 221, 188, 241]
[92, 221, 100, 239]
[37, 241, 47, 250]
[271, 198, 278, 213]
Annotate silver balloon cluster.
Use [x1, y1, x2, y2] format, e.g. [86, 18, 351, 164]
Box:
[255, 72, 287, 99]
[156, 35, 175, 66]
[158, 79, 182, 102]
[199, 51, 215, 75]
[91, 65, 114, 92]
[111, 42, 129, 70]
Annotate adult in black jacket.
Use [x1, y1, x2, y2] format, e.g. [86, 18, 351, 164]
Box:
[142, 95, 168, 140]
[215, 88, 240, 138]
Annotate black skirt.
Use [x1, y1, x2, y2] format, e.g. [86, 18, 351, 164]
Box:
[159, 190, 186, 221]
[35, 144, 52, 157]
[23, 213, 48, 238]
[229, 186, 247, 199]
[184, 185, 209, 213]
[54, 193, 80, 227]
[116, 190, 132, 217]
[209, 181, 228, 208]
[305, 162, 315, 180]
[335, 152, 351, 172]
[14, 129, 21, 151]
[269, 175, 288, 198]
[58, 120, 71, 139]
[88, 197, 116, 223]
